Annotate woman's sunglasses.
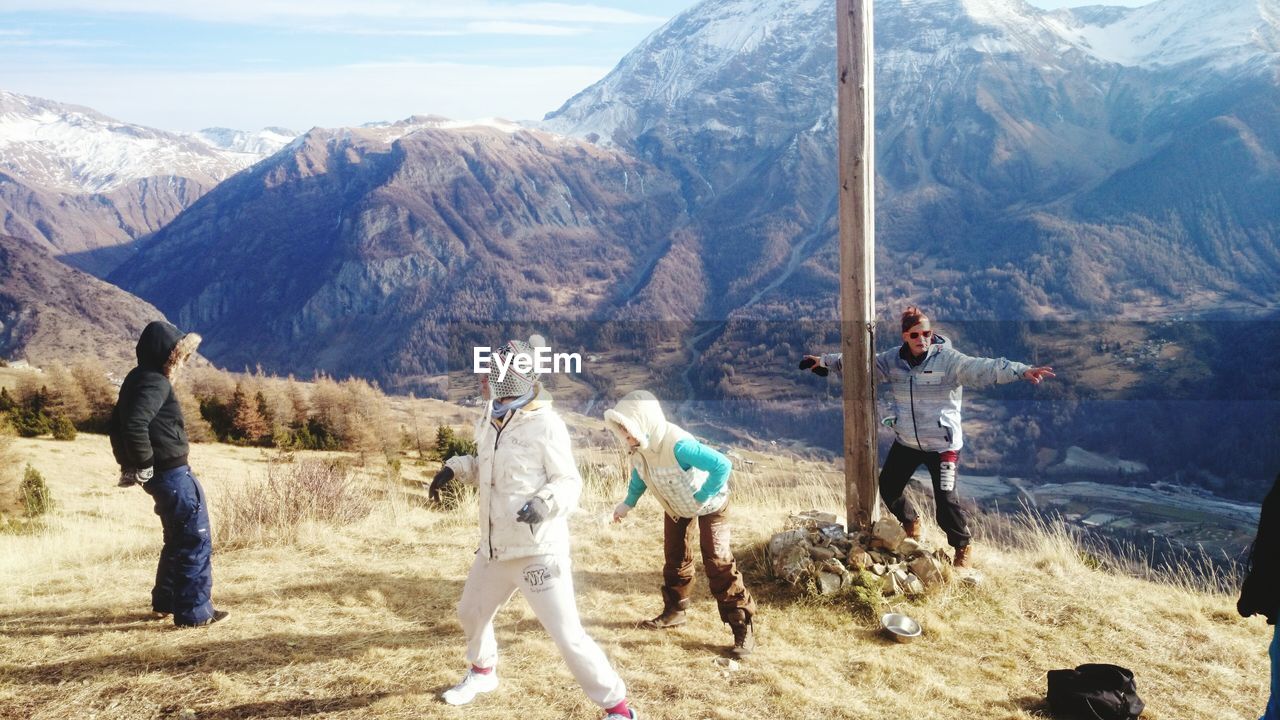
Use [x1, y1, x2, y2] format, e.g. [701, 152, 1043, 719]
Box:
[907, 330, 933, 340]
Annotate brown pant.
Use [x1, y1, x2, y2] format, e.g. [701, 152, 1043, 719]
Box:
[662, 505, 755, 622]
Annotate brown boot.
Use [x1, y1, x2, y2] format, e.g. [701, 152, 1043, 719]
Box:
[726, 610, 755, 658]
[953, 544, 973, 568]
[902, 518, 922, 540]
[640, 594, 689, 629]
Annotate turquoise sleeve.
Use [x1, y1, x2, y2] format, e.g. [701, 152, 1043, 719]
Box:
[623, 467, 647, 507]
[674, 438, 731, 503]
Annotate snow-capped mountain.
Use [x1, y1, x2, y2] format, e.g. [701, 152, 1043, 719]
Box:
[547, 0, 1280, 147]
[543, 0, 1280, 317]
[0, 90, 294, 276]
[187, 126, 297, 158]
[0, 90, 277, 194]
[1052, 0, 1280, 71]
[543, 0, 833, 145]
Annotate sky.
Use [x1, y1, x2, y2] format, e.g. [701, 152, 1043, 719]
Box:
[0, 0, 1153, 133]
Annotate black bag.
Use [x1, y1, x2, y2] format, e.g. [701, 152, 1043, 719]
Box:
[1046, 664, 1145, 720]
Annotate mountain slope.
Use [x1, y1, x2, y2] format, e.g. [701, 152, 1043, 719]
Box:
[0, 90, 293, 276]
[0, 234, 163, 368]
[542, 0, 1280, 319]
[107, 0, 1280, 493]
[109, 118, 690, 388]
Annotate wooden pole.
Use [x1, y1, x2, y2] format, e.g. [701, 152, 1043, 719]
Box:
[837, 0, 879, 531]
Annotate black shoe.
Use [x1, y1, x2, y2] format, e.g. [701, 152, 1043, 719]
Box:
[177, 609, 229, 628]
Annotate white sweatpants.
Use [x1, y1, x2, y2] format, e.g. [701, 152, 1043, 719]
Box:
[457, 552, 626, 709]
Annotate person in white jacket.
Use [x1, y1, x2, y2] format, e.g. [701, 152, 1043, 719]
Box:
[802, 306, 1054, 568]
[439, 337, 637, 720]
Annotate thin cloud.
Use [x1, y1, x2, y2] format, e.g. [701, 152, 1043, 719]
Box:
[307, 21, 588, 37]
[5, 62, 612, 130]
[0, 1, 666, 25]
[468, 21, 586, 36]
[0, 38, 122, 47]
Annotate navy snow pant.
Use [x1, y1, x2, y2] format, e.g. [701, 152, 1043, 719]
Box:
[143, 465, 215, 626]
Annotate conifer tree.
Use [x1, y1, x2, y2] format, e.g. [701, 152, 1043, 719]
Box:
[230, 383, 269, 444]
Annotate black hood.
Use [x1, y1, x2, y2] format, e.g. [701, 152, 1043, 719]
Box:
[136, 320, 184, 370]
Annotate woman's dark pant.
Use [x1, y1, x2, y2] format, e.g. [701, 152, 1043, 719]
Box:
[878, 441, 971, 548]
[661, 505, 755, 622]
[143, 466, 214, 626]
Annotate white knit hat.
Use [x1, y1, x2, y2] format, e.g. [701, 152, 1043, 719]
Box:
[488, 335, 545, 399]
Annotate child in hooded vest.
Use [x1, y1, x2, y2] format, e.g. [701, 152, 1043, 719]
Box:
[1238, 472, 1280, 720]
[440, 337, 638, 720]
[606, 390, 757, 658]
[801, 305, 1055, 569]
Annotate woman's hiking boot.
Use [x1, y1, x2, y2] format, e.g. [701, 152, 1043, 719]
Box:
[640, 598, 689, 629]
[953, 544, 973, 568]
[902, 518, 922, 539]
[726, 610, 755, 658]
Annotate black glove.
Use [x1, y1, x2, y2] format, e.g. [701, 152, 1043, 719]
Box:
[428, 466, 455, 503]
[516, 497, 549, 525]
[798, 357, 829, 377]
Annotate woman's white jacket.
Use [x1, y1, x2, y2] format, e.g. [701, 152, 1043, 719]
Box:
[445, 403, 582, 560]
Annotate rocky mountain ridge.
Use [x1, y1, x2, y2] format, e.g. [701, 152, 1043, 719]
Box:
[108, 120, 690, 388]
[0, 90, 293, 275]
[0, 234, 163, 369]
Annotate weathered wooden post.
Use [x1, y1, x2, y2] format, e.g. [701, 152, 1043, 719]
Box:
[837, 0, 879, 530]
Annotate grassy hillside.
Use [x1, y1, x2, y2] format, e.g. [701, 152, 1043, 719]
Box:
[0, 430, 1271, 720]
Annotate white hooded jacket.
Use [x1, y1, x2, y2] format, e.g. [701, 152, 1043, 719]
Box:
[446, 397, 582, 560]
[605, 390, 729, 519]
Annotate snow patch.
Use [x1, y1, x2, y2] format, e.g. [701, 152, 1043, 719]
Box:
[0, 90, 283, 194]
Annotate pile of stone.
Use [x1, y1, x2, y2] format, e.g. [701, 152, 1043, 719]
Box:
[766, 510, 951, 597]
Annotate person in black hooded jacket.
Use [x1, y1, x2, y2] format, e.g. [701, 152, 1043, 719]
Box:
[1238, 473, 1279, 719]
[110, 321, 228, 628]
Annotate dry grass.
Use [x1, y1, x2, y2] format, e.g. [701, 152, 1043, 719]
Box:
[0, 432, 1271, 720]
[215, 459, 373, 549]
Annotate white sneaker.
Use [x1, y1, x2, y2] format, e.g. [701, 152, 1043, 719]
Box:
[442, 669, 498, 706]
[604, 710, 638, 719]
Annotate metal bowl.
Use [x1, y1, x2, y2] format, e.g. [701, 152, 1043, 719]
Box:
[880, 612, 922, 643]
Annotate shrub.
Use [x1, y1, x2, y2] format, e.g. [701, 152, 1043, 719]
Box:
[10, 408, 50, 438]
[840, 570, 886, 620]
[278, 417, 341, 451]
[216, 460, 372, 547]
[49, 414, 76, 441]
[434, 426, 477, 462]
[20, 464, 53, 517]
